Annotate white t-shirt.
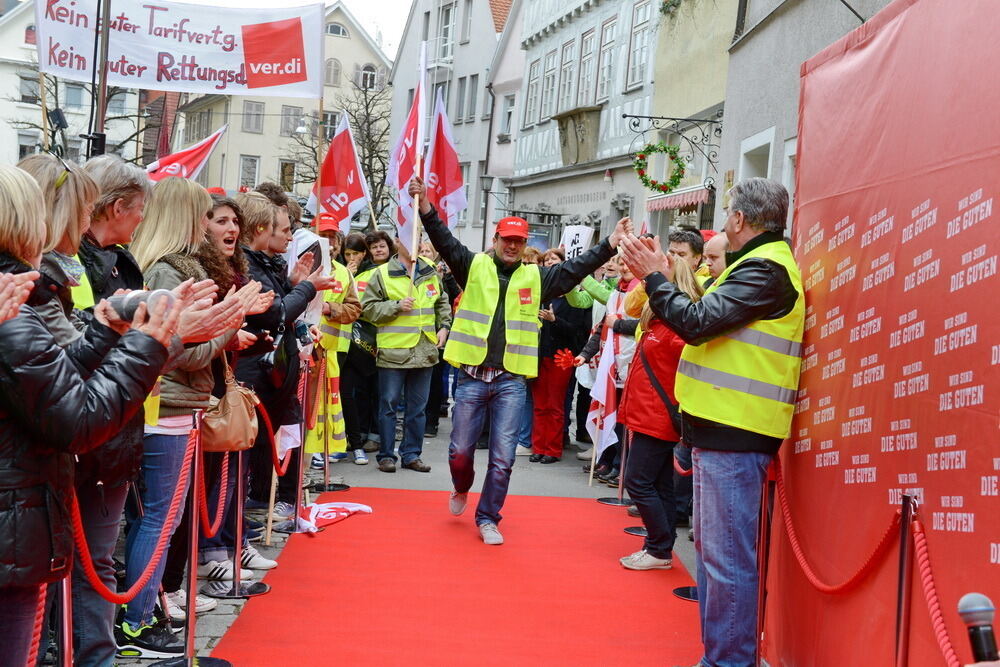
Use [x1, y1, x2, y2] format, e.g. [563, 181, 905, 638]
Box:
[145, 414, 193, 436]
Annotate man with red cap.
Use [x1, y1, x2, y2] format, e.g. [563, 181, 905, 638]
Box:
[408, 177, 632, 545]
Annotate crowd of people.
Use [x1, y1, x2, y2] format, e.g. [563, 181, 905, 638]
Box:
[0, 151, 799, 667]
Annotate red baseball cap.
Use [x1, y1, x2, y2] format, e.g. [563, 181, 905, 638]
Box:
[316, 212, 340, 232]
[206, 187, 227, 195]
[700, 229, 717, 242]
[495, 216, 529, 239]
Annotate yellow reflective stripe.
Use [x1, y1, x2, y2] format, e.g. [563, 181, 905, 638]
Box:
[677, 359, 797, 405]
[455, 311, 490, 325]
[449, 331, 487, 348]
[508, 320, 538, 332]
[380, 325, 424, 334]
[724, 326, 802, 357]
[505, 344, 538, 358]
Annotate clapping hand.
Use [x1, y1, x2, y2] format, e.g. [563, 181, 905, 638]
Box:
[0, 271, 38, 324]
[609, 217, 634, 248]
[539, 305, 556, 322]
[291, 252, 315, 286]
[619, 235, 673, 281]
[132, 292, 182, 348]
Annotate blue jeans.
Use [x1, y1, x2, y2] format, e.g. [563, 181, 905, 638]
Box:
[674, 443, 693, 518]
[623, 432, 676, 559]
[693, 447, 771, 667]
[377, 366, 432, 464]
[517, 380, 534, 448]
[449, 371, 526, 526]
[72, 480, 130, 666]
[124, 433, 189, 629]
[199, 451, 240, 563]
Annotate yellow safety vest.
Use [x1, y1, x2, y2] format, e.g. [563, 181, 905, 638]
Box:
[375, 259, 440, 349]
[69, 253, 96, 310]
[354, 267, 376, 300]
[675, 239, 805, 439]
[305, 350, 347, 455]
[443, 253, 541, 378]
[318, 260, 354, 353]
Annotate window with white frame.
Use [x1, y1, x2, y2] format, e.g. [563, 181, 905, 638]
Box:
[558, 40, 575, 112]
[501, 95, 516, 134]
[627, 2, 651, 88]
[107, 92, 126, 116]
[577, 30, 595, 107]
[323, 111, 341, 141]
[19, 77, 39, 104]
[326, 23, 348, 37]
[461, 0, 473, 42]
[458, 163, 470, 223]
[325, 59, 341, 86]
[456, 77, 467, 121]
[185, 109, 212, 143]
[64, 84, 84, 110]
[467, 74, 478, 122]
[524, 59, 540, 126]
[17, 132, 38, 160]
[280, 105, 302, 136]
[540, 50, 558, 120]
[477, 160, 487, 223]
[596, 19, 616, 101]
[359, 64, 377, 90]
[242, 100, 264, 133]
[433, 81, 450, 115]
[438, 3, 456, 60]
[239, 155, 260, 188]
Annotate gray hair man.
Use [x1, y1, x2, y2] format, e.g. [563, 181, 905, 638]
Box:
[619, 177, 804, 667]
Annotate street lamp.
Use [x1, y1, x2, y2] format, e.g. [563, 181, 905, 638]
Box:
[295, 116, 309, 134]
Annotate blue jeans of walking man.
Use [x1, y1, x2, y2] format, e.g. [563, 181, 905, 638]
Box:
[377, 366, 433, 464]
[449, 371, 526, 526]
[693, 447, 771, 667]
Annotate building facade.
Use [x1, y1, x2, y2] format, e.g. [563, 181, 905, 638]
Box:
[388, 0, 513, 249]
[174, 2, 392, 215]
[506, 0, 657, 247]
[716, 0, 892, 232]
[0, 1, 141, 165]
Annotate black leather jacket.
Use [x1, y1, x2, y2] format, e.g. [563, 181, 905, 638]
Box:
[0, 256, 168, 587]
[74, 237, 149, 489]
[644, 232, 799, 454]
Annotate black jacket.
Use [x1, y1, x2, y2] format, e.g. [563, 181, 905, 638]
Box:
[74, 237, 150, 489]
[539, 297, 577, 359]
[644, 232, 798, 454]
[236, 248, 317, 424]
[0, 259, 167, 588]
[421, 205, 615, 371]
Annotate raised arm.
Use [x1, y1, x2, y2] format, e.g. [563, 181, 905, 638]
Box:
[411, 177, 476, 288]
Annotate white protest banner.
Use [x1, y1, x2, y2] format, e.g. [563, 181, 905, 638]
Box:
[37, 0, 324, 98]
[559, 225, 595, 260]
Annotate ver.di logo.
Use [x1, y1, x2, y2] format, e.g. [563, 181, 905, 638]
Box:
[241, 17, 308, 89]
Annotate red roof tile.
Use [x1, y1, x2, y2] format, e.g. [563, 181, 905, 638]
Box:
[489, 0, 513, 33]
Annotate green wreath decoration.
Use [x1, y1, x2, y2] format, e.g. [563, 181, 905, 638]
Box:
[633, 142, 686, 194]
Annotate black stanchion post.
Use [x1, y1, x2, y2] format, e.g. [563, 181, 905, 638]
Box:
[894, 494, 917, 667]
[202, 450, 270, 599]
[60, 575, 73, 666]
[153, 410, 230, 667]
[755, 471, 775, 665]
[598, 429, 634, 507]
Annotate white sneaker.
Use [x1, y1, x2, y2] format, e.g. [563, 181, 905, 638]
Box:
[353, 449, 369, 465]
[271, 501, 296, 521]
[515, 445, 533, 457]
[240, 544, 277, 570]
[197, 560, 254, 581]
[619, 549, 672, 570]
[449, 491, 468, 516]
[575, 447, 593, 461]
[164, 589, 218, 622]
[479, 522, 504, 545]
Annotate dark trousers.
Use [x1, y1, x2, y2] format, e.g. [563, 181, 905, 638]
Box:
[623, 430, 677, 559]
[338, 351, 362, 450]
[425, 353, 447, 429]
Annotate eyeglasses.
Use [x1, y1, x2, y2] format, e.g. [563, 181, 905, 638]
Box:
[51, 153, 72, 190]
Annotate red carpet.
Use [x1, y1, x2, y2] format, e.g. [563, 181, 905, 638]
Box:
[212, 488, 703, 666]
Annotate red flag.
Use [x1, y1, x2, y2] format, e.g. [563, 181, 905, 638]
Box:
[424, 89, 467, 229]
[146, 125, 227, 182]
[385, 45, 426, 254]
[307, 114, 370, 232]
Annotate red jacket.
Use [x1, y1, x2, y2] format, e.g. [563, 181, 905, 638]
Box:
[619, 319, 685, 442]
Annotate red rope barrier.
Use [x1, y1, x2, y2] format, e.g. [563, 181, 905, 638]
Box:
[69, 429, 197, 605]
[197, 450, 230, 539]
[25, 584, 46, 667]
[912, 519, 962, 667]
[308, 358, 324, 430]
[258, 400, 291, 477]
[775, 457, 900, 593]
[673, 453, 692, 477]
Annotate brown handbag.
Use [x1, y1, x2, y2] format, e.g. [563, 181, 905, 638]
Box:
[202, 355, 260, 452]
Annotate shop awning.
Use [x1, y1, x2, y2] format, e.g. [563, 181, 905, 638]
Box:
[646, 186, 711, 212]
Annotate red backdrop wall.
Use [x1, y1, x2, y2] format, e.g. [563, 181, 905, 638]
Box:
[763, 0, 999, 664]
